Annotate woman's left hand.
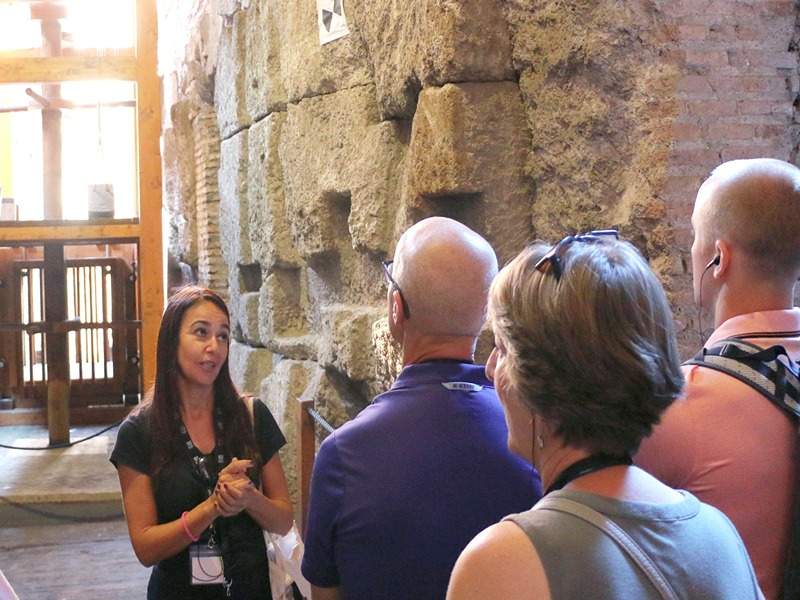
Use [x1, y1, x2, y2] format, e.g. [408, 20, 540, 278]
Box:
[215, 477, 257, 517]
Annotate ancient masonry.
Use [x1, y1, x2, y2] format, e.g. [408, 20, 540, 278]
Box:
[159, 0, 800, 501]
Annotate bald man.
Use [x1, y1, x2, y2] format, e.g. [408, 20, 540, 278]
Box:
[637, 159, 800, 600]
[301, 218, 541, 600]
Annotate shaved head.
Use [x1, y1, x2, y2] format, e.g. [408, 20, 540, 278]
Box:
[392, 217, 498, 337]
[694, 158, 800, 278]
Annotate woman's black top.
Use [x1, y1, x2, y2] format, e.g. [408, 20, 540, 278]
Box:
[110, 399, 286, 600]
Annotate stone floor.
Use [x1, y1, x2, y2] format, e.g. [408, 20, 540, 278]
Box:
[0, 423, 151, 598]
[1, 520, 150, 599]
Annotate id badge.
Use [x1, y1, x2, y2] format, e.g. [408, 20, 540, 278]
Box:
[190, 542, 225, 585]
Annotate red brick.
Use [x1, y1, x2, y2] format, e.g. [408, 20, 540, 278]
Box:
[719, 145, 785, 162]
[677, 75, 715, 95]
[671, 122, 707, 142]
[754, 124, 791, 139]
[734, 25, 762, 42]
[659, 0, 704, 18]
[686, 100, 738, 117]
[765, 1, 796, 17]
[705, 76, 746, 93]
[662, 175, 703, 199]
[678, 24, 708, 40]
[740, 76, 788, 93]
[671, 147, 724, 166]
[668, 163, 718, 177]
[737, 100, 793, 116]
[705, 23, 737, 42]
[730, 50, 797, 69]
[739, 113, 795, 125]
[686, 49, 730, 67]
[706, 122, 755, 140]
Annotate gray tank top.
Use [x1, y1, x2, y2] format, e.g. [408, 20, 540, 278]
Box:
[505, 489, 762, 600]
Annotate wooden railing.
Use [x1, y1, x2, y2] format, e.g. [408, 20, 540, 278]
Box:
[294, 398, 336, 536]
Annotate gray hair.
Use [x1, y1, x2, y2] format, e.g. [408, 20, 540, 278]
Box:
[489, 238, 684, 456]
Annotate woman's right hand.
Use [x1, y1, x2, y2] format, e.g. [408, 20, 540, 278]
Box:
[218, 457, 253, 480]
[213, 457, 255, 517]
[216, 457, 253, 488]
[214, 477, 256, 517]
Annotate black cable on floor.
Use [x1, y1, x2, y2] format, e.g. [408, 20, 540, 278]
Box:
[0, 420, 122, 450]
[0, 495, 123, 523]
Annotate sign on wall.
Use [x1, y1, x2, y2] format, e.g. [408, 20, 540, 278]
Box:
[317, 0, 349, 45]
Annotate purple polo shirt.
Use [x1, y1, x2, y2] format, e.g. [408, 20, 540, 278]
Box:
[301, 360, 542, 599]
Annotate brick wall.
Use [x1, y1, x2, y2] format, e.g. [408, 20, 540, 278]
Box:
[662, 0, 800, 345]
[194, 106, 228, 298]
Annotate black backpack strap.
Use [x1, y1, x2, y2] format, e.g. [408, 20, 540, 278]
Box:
[684, 338, 800, 420]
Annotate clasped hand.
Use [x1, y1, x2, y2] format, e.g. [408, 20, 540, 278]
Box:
[214, 457, 257, 518]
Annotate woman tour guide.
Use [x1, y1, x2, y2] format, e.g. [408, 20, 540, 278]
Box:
[111, 286, 293, 599]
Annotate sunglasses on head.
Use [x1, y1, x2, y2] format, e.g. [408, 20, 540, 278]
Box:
[534, 229, 619, 280]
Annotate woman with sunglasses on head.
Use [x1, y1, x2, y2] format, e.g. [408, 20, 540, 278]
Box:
[447, 233, 763, 600]
[110, 286, 293, 599]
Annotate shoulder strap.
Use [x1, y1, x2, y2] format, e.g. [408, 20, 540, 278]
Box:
[685, 337, 800, 420]
[243, 395, 255, 429]
[534, 497, 679, 600]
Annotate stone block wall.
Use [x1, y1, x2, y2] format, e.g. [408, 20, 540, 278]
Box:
[158, 0, 800, 500]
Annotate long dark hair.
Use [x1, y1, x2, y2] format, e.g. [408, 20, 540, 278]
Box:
[139, 286, 260, 478]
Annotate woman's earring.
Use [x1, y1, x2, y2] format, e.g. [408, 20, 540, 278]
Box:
[537, 434, 544, 449]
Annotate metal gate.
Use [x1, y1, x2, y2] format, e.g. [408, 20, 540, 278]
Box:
[10, 256, 140, 408]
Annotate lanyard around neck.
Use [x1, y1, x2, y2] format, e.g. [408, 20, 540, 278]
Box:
[546, 453, 633, 496]
[177, 407, 227, 495]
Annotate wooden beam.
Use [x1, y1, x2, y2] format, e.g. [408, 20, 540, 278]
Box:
[0, 56, 136, 83]
[40, 6, 63, 221]
[29, 3, 68, 21]
[44, 243, 70, 445]
[0, 99, 136, 114]
[0, 48, 135, 59]
[296, 398, 316, 537]
[135, 0, 163, 392]
[42, 108, 62, 218]
[0, 221, 140, 246]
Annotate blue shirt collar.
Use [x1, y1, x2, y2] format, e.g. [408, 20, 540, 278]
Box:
[392, 360, 489, 391]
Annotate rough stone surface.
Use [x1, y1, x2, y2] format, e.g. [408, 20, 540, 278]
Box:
[159, 0, 800, 498]
[270, 0, 372, 105]
[299, 365, 367, 430]
[244, 0, 288, 120]
[350, 0, 515, 119]
[259, 359, 315, 508]
[506, 1, 679, 252]
[402, 81, 534, 265]
[319, 305, 384, 383]
[279, 84, 407, 260]
[370, 317, 402, 399]
[215, 10, 250, 139]
[229, 340, 273, 396]
[247, 113, 299, 271]
[238, 290, 262, 346]
[162, 101, 197, 266]
[219, 129, 252, 270]
[258, 267, 310, 345]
